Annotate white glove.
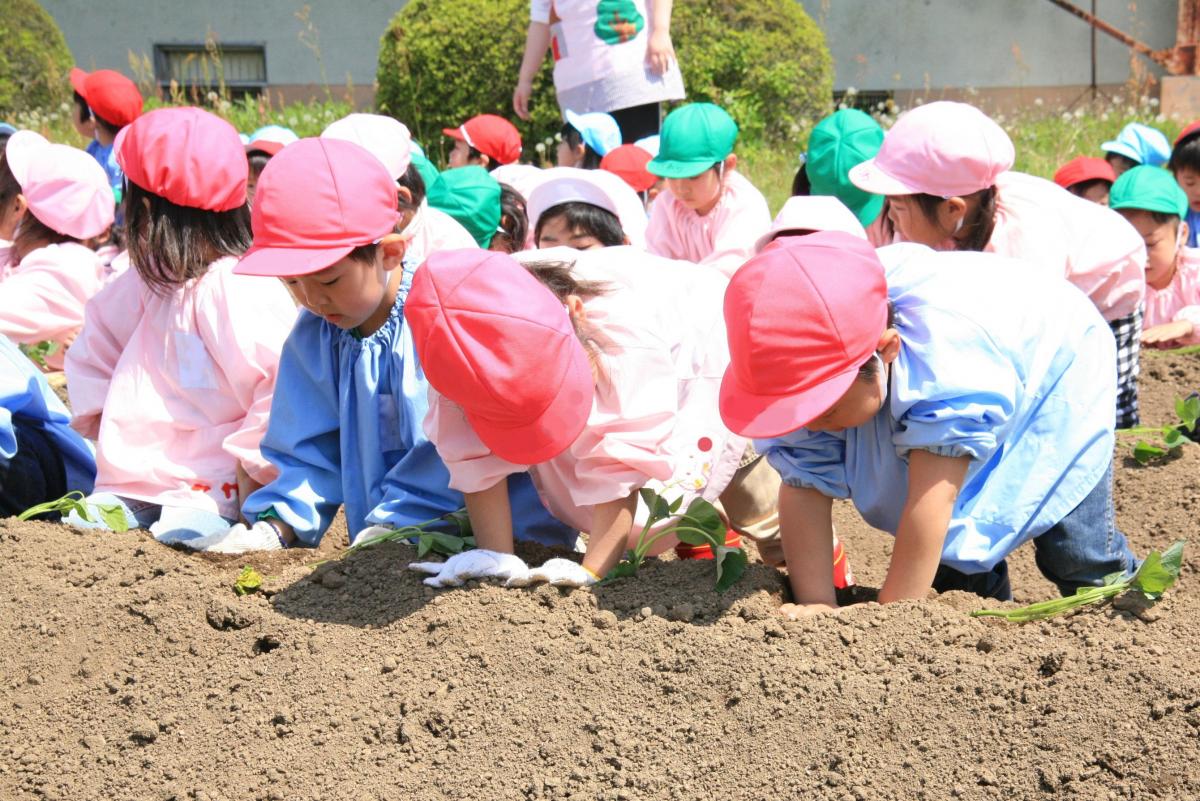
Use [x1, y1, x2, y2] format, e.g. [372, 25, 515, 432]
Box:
[409, 549, 530, 588]
[525, 558, 598, 588]
[181, 521, 284, 554]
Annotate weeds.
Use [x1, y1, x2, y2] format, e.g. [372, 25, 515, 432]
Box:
[18, 341, 58, 370]
[233, 566, 264, 596]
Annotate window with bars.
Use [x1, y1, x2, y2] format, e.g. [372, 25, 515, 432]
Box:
[154, 44, 267, 99]
[833, 90, 896, 113]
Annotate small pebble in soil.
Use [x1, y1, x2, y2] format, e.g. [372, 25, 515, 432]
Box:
[129, 719, 158, 744]
[381, 656, 398, 673]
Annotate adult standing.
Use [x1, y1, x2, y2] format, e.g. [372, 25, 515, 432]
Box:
[513, 0, 685, 144]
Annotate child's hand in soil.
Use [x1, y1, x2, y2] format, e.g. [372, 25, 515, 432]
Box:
[410, 550, 531, 588]
[183, 521, 284, 553]
[779, 602, 838, 619]
[1142, 320, 1194, 347]
[526, 558, 598, 588]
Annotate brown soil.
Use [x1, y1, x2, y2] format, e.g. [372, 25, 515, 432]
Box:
[3, 354, 1200, 801]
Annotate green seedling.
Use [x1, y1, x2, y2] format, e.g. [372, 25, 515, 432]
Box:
[314, 509, 475, 566]
[18, 490, 129, 531]
[233, 566, 264, 596]
[605, 488, 748, 593]
[1120, 395, 1200, 465]
[18, 340, 59, 370]
[972, 540, 1186, 623]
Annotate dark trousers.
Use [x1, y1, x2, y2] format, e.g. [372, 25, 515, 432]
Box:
[610, 102, 661, 143]
[0, 417, 69, 517]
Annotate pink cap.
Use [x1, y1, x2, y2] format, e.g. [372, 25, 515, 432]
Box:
[755, 196, 867, 253]
[442, 114, 522, 165]
[116, 107, 248, 211]
[322, 113, 412, 181]
[526, 166, 647, 248]
[719, 232, 888, 438]
[849, 101, 1014, 198]
[406, 249, 593, 465]
[5, 131, 114, 239]
[235, 138, 400, 278]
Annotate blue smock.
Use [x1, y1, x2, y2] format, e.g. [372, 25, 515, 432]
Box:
[243, 268, 573, 548]
[757, 244, 1116, 574]
[0, 334, 95, 492]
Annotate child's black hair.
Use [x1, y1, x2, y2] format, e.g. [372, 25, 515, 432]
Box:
[560, 122, 603, 169]
[0, 151, 18, 210]
[123, 180, 252, 295]
[1169, 132, 1200, 175]
[94, 115, 122, 139]
[73, 91, 92, 123]
[856, 301, 897, 381]
[1115, 207, 1180, 227]
[464, 145, 500, 172]
[1105, 152, 1139, 174]
[397, 162, 427, 211]
[247, 152, 272, 181]
[912, 187, 997, 252]
[1065, 178, 1111, 199]
[791, 162, 811, 196]
[491, 183, 528, 253]
[534, 201, 625, 247]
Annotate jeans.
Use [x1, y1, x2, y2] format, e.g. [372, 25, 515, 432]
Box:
[63, 492, 233, 543]
[934, 463, 1136, 601]
[0, 419, 71, 517]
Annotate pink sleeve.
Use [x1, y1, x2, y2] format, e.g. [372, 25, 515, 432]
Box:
[424, 390, 527, 492]
[1174, 305, 1200, 345]
[197, 273, 297, 484]
[644, 194, 679, 260]
[0, 249, 99, 350]
[64, 268, 145, 440]
[700, 192, 771, 279]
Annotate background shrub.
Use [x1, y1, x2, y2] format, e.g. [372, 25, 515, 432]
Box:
[0, 0, 74, 119]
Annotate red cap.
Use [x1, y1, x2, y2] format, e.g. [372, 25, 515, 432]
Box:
[72, 68, 143, 128]
[406, 249, 593, 465]
[442, 114, 522, 165]
[600, 144, 657, 192]
[235, 138, 400, 278]
[1052, 156, 1116, 190]
[116, 107, 247, 211]
[719, 232, 888, 438]
[1176, 119, 1200, 147]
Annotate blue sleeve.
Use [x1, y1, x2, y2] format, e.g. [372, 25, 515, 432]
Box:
[242, 316, 343, 545]
[755, 429, 849, 499]
[365, 438, 463, 535]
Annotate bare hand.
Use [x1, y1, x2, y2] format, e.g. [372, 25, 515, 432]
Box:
[779, 602, 838, 620]
[513, 80, 534, 121]
[645, 30, 675, 75]
[1141, 319, 1194, 347]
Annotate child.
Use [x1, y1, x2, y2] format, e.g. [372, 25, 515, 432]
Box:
[183, 138, 570, 552]
[526, 167, 648, 249]
[558, 110, 621, 169]
[406, 246, 747, 587]
[444, 114, 522, 170]
[644, 103, 771, 278]
[322, 113, 476, 264]
[1101, 122, 1170, 176]
[1108, 166, 1200, 348]
[427, 165, 504, 248]
[803, 109, 886, 238]
[1168, 121, 1200, 247]
[69, 68, 143, 200]
[756, 196, 868, 253]
[243, 125, 298, 207]
[720, 233, 1135, 613]
[1, 332, 95, 515]
[492, 183, 529, 254]
[0, 132, 113, 369]
[600, 143, 657, 207]
[850, 101, 1147, 429]
[64, 107, 297, 540]
[1052, 156, 1116, 205]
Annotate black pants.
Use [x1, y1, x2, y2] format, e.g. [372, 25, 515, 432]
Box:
[0, 417, 69, 517]
[610, 102, 661, 144]
[933, 561, 1013, 601]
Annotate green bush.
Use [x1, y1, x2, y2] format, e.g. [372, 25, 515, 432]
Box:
[0, 0, 74, 119]
[672, 0, 832, 143]
[376, 0, 559, 165]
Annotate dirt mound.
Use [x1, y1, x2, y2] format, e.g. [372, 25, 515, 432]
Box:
[3, 352, 1199, 801]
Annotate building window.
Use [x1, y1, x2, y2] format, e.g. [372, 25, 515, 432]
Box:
[154, 43, 267, 100]
[834, 89, 895, 114]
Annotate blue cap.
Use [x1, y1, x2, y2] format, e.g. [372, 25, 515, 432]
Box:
[0, 123, 17, 137]
[565, 110, 622, 157]
[1102, 122, 1171, 167]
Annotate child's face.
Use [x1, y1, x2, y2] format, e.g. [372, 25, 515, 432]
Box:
[804, 364, 889, 434]
[71, 104, 95, 140]
[666, 165, 724, 215]
[1106, 152, 1139, 177]
[448, 139, 488, 169]
[1075, 181, 1111, 206]
[1120, 209, 1182, 289]
[886, 195, 947, 247]
[537, 214, 606, 250]
[282, 238, 405, 334]
[1176, 167, 1200, 212]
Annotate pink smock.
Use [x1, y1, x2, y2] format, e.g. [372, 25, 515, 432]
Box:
[65, 256, 297, 519]
[0, 242, 105, 370]
[645, 169, 771, 278]
[1144, 246, 1200, 346]
[424, 245, 745, 532]
[988, 172, 1146, 322]
[402, 201, 478, 267]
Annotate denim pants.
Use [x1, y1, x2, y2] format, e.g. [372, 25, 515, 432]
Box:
[934, 463, 1136, 601]
[63, 492, 233, 543]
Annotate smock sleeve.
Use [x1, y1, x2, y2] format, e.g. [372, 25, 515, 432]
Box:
[0, 252, 92, 347]
[757, 429, 849, 499]
[197, 272, 296, 484]
[529, 0, 552, 23]
[644, 194, 682, 261]
[240, 317, 343, 545]
[64, 267, 145, 440]
[424, 390, 527, 493]
[701, 183, 771, 279]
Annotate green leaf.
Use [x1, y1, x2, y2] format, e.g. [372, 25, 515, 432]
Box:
[681, 497, 725, 539]
[424, 531, 470, 556]
[416, 536, 432, 558]
[1181, 395, 1200, 431]
[443, 508, 473, 537]
[1133, 440, 1167, 465]
[93, 503, 130, 533]
[602, 560, 640, 583]
[1131, 540, 1186, 597]
[18, 491, 89, 522]
[667, 495, 683, 515]
[713, 546, 749, 593]
[674, 528, 711, 547]
[1162, 427, 1186, 449]
[233, 566, 263, 596]
[640, 489, 672, 523]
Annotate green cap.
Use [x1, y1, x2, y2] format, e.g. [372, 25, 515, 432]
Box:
[806, 109, 885, 228]
[647, 103, 738, 179]
[427, 165, 501, 248]
[410, 150, 440, 193]
[1109, 165, 1188, 218]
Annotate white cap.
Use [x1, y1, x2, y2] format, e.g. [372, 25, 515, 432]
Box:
[755, 196, 868, 253]
[526, 167, 647, 249]
[491, 163, 546, 202]
[633, 134, 660, 158]
[321, 113, 412, 181]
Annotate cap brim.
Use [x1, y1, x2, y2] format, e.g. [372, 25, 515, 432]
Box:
[4, 130, 49, 187]
[1101, 141, 1139, 162]
[469, 341, 594, 465]
[718, 361, 860, 439]
[848, 159, 920, 196]
[646, 157, 716, 179]
[442, 127, 466, 142]
[69, 68, 89, 97]
[246, 140, 285, 157]
[234, 242, 355, 278]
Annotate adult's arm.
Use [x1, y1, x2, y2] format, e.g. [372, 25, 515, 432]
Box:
[646, 0, 676, 75]
[514, 20, 552, 120]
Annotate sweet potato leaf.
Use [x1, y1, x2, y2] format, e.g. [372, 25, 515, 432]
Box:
[713, 546, 748, 593]
[233, 566, 263, 596]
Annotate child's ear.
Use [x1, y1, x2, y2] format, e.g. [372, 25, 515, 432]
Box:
[724, 153, 738, 172]
[479, 154, 492, 170]
[1179, 220, 1190, 250]
[396, 185, 414, 207]
[379, 233, 408, 271]
[877, 328, 901, 364]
